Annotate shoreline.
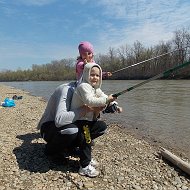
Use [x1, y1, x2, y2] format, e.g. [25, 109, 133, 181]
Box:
[0, 84, 190, 189]
[102, 115, 190, 161]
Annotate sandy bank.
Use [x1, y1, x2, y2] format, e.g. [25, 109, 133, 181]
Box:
[0, 84, 190, 190]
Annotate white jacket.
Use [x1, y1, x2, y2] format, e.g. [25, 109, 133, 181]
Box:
[71, 63, 108, 121]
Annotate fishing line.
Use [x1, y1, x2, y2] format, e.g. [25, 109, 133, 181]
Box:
[112, 60, 190, 97]
[111, 46, 189, 75]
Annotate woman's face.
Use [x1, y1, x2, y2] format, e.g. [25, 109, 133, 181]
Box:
[89, 66, 100, 87]
[81, 52, 93, 63]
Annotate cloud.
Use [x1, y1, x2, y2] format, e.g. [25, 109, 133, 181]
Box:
[125, 23, 174, 46]
[0, 0, 5, 4]
[83, 0, 190, 49]
[1, 0, 190, 71]
[98, 0, 131, 18]
[17, 0, 58, 6]
[95, 21, 174, 52]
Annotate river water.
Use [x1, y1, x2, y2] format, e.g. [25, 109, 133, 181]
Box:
[1, 80, 190, 158]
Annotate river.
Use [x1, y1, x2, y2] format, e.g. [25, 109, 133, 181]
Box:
[1, 80, 190, 158]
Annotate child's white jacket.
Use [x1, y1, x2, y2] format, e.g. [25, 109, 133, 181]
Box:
[71, 63, 108, 121]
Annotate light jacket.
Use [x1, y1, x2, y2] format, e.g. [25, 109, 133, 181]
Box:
[37, 82, 82, 129]
[71, 63, 108, 121]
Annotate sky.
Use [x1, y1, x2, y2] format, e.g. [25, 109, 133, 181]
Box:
[0, 0, 190, 71]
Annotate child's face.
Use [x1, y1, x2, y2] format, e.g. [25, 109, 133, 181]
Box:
[81, 52, 93, 63]
[89, 67, 100, 87]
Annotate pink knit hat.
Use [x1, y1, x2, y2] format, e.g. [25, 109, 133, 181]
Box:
[78, 41, 94, 56]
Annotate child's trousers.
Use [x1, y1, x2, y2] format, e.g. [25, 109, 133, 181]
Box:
[40, 120, 107, 167]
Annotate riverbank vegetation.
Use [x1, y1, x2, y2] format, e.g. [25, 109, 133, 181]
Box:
[0, 28, 190, 81]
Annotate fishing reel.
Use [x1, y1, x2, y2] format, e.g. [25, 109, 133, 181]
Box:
[102, 102, 118, 114]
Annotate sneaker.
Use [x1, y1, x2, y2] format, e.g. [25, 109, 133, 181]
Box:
[79, 164, 99, 177]
[90, 159, 99, 167]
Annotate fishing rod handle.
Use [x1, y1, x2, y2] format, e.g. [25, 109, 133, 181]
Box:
[112, 93, 119, 98]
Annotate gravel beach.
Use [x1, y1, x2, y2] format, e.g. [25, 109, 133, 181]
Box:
[0, 84, 190, 190]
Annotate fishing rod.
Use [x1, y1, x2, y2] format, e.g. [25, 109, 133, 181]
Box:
[112, 60, 190, 97]
[111, 46, 189, 75]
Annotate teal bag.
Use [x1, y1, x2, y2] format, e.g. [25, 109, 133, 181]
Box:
[2, 98, 15, 107]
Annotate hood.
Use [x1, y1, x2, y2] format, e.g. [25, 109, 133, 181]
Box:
[81, 63, 102, 89]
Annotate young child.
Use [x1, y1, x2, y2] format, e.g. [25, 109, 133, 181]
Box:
[76, 41, 112, 81]
[71, 62, 118, 177]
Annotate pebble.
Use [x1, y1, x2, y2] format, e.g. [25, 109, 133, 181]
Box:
[0, 84, 190, 190]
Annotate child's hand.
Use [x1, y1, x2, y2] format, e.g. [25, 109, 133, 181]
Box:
[107, 72, 112, 77]
[107, 94, 117, 103]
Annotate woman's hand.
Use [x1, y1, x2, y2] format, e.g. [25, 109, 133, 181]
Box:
[92, 106, 105, 119]
[92, 106, 105, 112]
[80, 105, 105, 118]
[117, 106, 123, 113]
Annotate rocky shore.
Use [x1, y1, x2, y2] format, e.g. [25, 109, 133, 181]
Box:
[0, 84, 190, 190]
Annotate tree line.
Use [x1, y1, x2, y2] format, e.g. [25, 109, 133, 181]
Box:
[0, 28, 190, 82]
